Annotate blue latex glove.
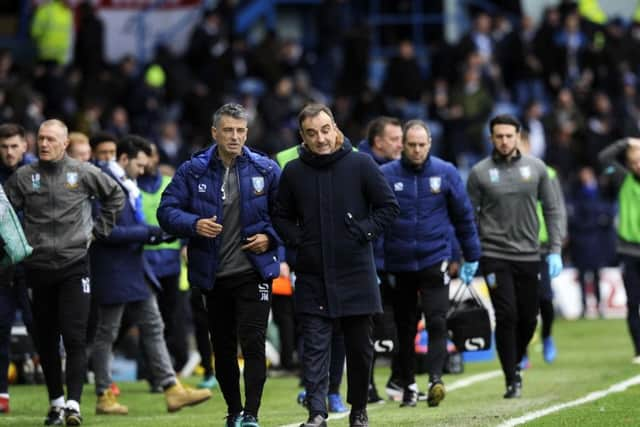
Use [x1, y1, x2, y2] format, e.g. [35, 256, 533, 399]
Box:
[547, 253, 563, 279]
[460, 261, 479, 285]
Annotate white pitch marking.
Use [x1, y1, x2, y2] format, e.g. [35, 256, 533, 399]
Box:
[497, 374, 640, 427]
[280, 370, 502, 427]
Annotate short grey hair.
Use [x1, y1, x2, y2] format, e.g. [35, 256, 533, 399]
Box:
[212, 103, 249, 128]
[402, 119, 431, 143]
[39, 119, 69, 140]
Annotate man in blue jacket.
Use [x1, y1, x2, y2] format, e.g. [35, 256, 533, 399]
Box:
[90, 135, 211, 416]
[381, 120, 481, 408]
[273, 103, 399, 427]
[158, 103, 282, 427]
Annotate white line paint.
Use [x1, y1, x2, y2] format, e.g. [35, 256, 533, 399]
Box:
[280, 370, 502, 427]
[497, 374, 640, 427]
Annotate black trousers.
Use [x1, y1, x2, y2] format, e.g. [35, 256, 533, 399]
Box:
[156, 274, 189, 371]
[621, 255, 640, 356]
[481, 257, 540, 385]
[393, 263, 450, 386]
[300, 313, 373, 418]
[206, 271, 271, 418]
[190, 287, 213, 378]
[27, 257, 91, 402]
[538, 255, 554, 339]
[271, 294, 297, 370]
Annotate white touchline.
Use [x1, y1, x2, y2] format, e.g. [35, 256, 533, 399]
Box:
[279, 370, 502, 427]
[497, 374, 640, 427]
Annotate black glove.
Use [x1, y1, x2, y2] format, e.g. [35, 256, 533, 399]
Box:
[344, 212, 373, 244]
[147, 226, 165, 245]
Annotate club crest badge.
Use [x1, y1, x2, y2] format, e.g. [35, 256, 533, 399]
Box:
[198, 183, 207, 193]
[486, 272, 497, 289]
[519, 166, 532, 181]
[489, 168, 500, 183]
[252, 176, 265, 195]
[429, 176, 442, 193]
[394, 182, 404, 192]
[65, 172, 79, 189]
[31, 173, 41, 190]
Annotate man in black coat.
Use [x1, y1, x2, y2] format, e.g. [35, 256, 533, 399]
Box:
[273, 104, 399, 427]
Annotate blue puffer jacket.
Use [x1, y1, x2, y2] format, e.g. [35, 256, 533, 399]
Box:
[90, 182, 161, 305]
[357, 139, 394, 271]
[381, 155, 481, 272]
[157, 145, 282, 290]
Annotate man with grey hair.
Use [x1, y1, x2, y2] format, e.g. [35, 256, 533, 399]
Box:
[158, 103, 282, 427]
[4, 119, 125, 425]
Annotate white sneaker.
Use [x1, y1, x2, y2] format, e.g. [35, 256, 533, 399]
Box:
[631, 356, 640, 364]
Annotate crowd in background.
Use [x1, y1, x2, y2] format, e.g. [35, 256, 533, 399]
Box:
[0, 0, 637, 369]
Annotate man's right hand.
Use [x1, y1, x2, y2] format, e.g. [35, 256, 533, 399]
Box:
[196, 215, 223, 238]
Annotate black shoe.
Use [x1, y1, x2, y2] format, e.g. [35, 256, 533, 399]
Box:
[503, 373, 522, 399]
[367, 384, 385, 404]
[399, 387, 417, 407]
[299, 413, 327, 427]
[43, 406, 64, 425]
[427, 380, 446, 407]
[349, 409, 368, 427]
[64, 407, 83, 426]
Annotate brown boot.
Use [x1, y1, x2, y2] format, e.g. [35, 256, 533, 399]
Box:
[96, 389, 128, 415]
[164, 381, 212, 412]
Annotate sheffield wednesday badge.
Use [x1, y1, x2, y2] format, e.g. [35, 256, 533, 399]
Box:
[31, 173, 41, 190]
[429, 176, 442, 193]
[489, 168, 500, 183]
[252, 176, 265, 195]
[519, 166, 531, 181]
[394, 182, 404, 192]
[65, 172, 79, 189]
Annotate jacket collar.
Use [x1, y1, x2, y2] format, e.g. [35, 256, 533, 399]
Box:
[400, 152, 430, 174]
[299, 138, 353, 169]
[491, 148, 522, 164]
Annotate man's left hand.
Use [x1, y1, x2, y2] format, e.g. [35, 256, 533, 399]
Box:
[241, 233, 270, 254]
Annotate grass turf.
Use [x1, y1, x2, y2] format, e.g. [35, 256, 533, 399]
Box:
[2, 318, 639, 426]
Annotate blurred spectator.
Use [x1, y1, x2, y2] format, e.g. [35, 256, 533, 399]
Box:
[156, 121, 188, 168]
[256, 76, 297, 155]
[186, 9, 229, 101]
[567, 166, 617, 317]
[30, 0, 73, 65]
[67, 132, 91, 162]
[382, 40, 424, 118]
[551, 13, 590, 90]
[74, 101, 103, 137]
[127, 65, 167, 138]
[74, 1, 105, 78]
[105, 106, 130, 140]
[448, 66, 494, 166]
[522, 100, 547, 159]
[585, 91, 621, 168]
[501, 15, 547, 109]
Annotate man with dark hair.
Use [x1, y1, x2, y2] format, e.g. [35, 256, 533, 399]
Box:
[0, 123, 37, 414]
[358, 116, 403, 165]
[4, 119, 125, 425]
[0, 124, 35, 183]
[158, 103, 282, 427]
[274, 103, 399, 427]
[467, 114, 563, 399]
[382, 119, 481, 408]
[91, 135, 211, 416]
[89, 132, 118, 164]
